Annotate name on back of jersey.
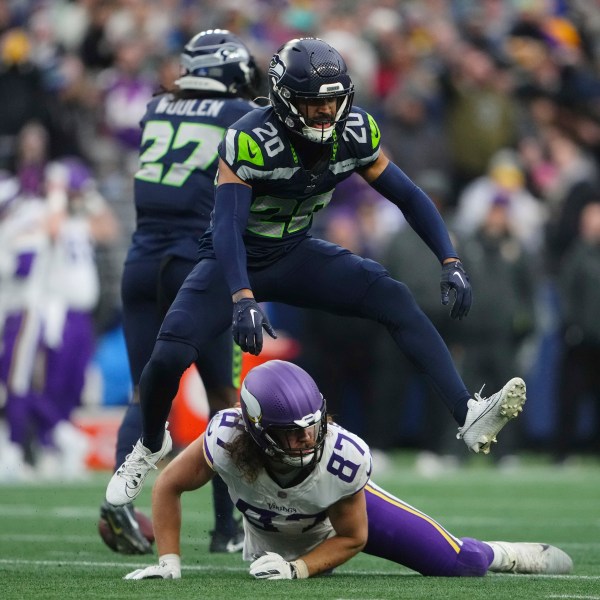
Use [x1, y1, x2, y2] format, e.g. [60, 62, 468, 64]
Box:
[154, 96, 225, 118]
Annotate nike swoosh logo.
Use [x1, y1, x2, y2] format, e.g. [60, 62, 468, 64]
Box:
[373, 121, 380, 141]
[107, 515, 123, 535]
[247, 141, 257, 159]
[454, 272, 465, 286]
[125, 480, 141, 498]
[249, 308, 258, 327]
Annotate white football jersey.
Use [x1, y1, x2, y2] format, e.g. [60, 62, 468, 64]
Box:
[203, 408, 372, 561]
[46, 215, 99, 311]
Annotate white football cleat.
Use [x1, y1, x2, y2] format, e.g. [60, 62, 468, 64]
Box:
[486, 541, 573, 574]
[106, 426, 172, 506]
[457, 377, 526, 454]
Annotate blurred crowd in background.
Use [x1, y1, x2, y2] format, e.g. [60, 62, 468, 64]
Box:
[1, 0, 600, 481]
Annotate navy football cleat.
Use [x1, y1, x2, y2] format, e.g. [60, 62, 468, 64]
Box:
[99, 502, 153, 555]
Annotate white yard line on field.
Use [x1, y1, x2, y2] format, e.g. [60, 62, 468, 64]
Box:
[1, 558, 600, 580]
[547, 596, 600, 600]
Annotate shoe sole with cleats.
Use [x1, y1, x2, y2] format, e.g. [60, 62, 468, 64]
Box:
[460, 378, 526, 454]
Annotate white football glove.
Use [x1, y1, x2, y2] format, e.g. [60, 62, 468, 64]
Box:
[124, 554, 181, 580]
[249, 552, 308, 580]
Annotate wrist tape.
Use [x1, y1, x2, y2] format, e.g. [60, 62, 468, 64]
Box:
[290, 559, 309, 579]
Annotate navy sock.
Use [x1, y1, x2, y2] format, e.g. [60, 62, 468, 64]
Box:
[115, 401, 142, 468]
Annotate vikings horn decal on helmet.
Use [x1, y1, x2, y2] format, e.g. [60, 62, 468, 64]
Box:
[175, 29, 260, 98]
[268, 37, 354, 144]
[240, 360, 328, 468]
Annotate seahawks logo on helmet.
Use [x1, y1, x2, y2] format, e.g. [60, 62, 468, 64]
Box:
[268, 56, 286, 81]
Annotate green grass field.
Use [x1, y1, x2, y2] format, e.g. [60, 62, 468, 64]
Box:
[1, 452, 598, 600]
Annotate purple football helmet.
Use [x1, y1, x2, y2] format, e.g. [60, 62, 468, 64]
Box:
[240, 360, 327, 468]
[62, 157, 92, 192]
[46, 157, 92, 194]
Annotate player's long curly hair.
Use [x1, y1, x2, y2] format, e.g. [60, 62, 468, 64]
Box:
[223, 431, 265, 483]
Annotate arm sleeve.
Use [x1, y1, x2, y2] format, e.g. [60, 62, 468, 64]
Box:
[369, 162, 458, 263]
[212, 182, 253, 295]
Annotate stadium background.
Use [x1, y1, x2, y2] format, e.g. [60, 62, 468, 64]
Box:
[1, 0, 600, 477]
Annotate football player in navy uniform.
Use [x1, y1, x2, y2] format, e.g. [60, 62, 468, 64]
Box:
[122, 360, 571, 580]
[99, 30, 261, 555]
[106, 38, 527, 507]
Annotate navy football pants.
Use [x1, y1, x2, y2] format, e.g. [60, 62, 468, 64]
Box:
[140, 238, 471, 450]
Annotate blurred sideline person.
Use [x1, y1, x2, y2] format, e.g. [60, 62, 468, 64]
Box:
[99, 30, 262, 555]
[0, 156, 117, 480]
[123, 360, 572, 580]
[37, 157, 119, 477]
[555, 200, 600, 460]
[107, 37, 527, 508]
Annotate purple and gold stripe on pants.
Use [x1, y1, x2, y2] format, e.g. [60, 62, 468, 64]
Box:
[364, 482, 493, 576]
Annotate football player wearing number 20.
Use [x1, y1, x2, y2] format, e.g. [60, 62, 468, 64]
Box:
[107, 37, 527, 508]
[124, 361, 571, 580]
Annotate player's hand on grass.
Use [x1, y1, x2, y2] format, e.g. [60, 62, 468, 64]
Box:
[440, 260, 472, 320]
[124, 554, 181, 580]
[249, 552, 308, 580]
[232, 298, 277, 355]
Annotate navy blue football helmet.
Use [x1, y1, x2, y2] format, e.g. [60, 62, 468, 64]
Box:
[268, 37, 354, 144]
[240, 360, 327, 468]
[175, 29, 260, 98]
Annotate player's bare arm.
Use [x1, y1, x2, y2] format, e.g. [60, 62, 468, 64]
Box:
[152, 434, 214, 557]
[295, 489, 368, 576]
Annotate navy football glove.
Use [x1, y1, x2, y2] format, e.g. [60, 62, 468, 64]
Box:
[440, 260, 472, 320]
[232, 298, 277, 355]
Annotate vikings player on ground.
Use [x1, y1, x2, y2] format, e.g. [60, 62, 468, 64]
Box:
[123, 360, 571, 580]
[107, 37, 526, 508]
[100, 30, 262, 555]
